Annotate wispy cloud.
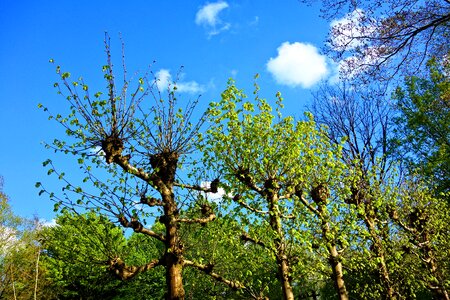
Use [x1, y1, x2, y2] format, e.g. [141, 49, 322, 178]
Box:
[155, 69, 205, 94]
[195, 1, 230, 37]
[266, 42, 329, 88]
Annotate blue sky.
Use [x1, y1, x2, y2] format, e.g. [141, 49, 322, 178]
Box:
[0, 1, 343, 222]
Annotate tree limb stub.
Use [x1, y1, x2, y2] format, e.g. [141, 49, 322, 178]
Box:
[140, 195, 163, 206]
[174, 178, 220, 193]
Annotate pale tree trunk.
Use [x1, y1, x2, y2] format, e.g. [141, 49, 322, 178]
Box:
[312, 184, 349, 300]
[365, 217, 396, 300]
[157, 153, 185, 300]
[328, 245, 348, 300]
[268, 194, 294, 300]
[34, 247, 40, 300]
[165, 213, 185, 300]
[10, 264, 17, 300]
[319, 214, 348, 300]
[277, 256, 294, 300]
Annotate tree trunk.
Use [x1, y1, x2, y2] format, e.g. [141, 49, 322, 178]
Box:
[268, 194, 294, 300]
[166, 256, 185, 300]
[34, 246, 40, 300]
[315, 195, 349, 300]
[328, 245, 348, 300]
[365, 217, 396, 300]
[163, 197, 185, 300]
[277, 253, 294, 300]
[422, 232, 449, 300]
[156, 152, 185, 300]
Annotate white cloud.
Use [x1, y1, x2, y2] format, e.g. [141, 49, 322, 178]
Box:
[196, 1, 228, 26]
[41, 218, 57, 227]
[266, 42, 329, 88]
[195, 1, 230, 37]
[200, 181, 227, 203]
[155, 69, 205, 94]
[330, 9, 374, 52]
[249, 16, 259, 26]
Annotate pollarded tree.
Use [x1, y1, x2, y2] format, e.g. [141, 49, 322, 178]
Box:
[389, 181, 450, 300]
[37, 35, 246, 300]
[310, 81, 402, 299]
[203, 78, 358, 300]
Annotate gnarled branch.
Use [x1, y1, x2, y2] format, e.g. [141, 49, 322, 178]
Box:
[177, 213, 216, 224]
[109, 257, 162, 280]
[140, 195, 163, 206]
[174, 178, 220, 193]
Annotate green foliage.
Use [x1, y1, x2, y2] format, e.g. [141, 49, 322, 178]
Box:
[114, 233, 166, 300]
[0, 178, 55, 299]
[393, 58, 450, 195]
[182, 215, 281, 299]
[203, 78, 357, 298]
[41, 211, 128, 299]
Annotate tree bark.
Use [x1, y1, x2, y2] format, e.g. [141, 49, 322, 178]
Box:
[268, 193, 294, 300]
[365, 217, 396, 300]
[163, 193, 185, 299]
[328, 245, 348, 300]
[313, 185, 349, 300]
[154, 152, 186, 300]
[319, 212, 348, 300]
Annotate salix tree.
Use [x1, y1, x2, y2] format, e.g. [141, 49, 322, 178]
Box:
[203, 79, 357, 300]
[38, 36, 245, 300]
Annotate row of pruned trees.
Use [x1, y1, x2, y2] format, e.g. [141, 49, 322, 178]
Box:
[34, 46, 450, 299]
[30, 0, 450, 298]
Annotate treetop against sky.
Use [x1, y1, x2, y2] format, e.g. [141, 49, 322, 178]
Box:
[1, 0, 433, 221]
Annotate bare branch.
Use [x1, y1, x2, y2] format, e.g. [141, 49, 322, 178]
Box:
[118, 216, 166, 242]
[109, 257, 162, 280]
[184, 259, 246, 290]
[177, 213, 216, 224]
[298, 194, 321, 216]
[232, 194, 269, 215]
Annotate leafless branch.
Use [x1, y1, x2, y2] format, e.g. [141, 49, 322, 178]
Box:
[184, 259, 246, 290]
[118, 215, 166, 242]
